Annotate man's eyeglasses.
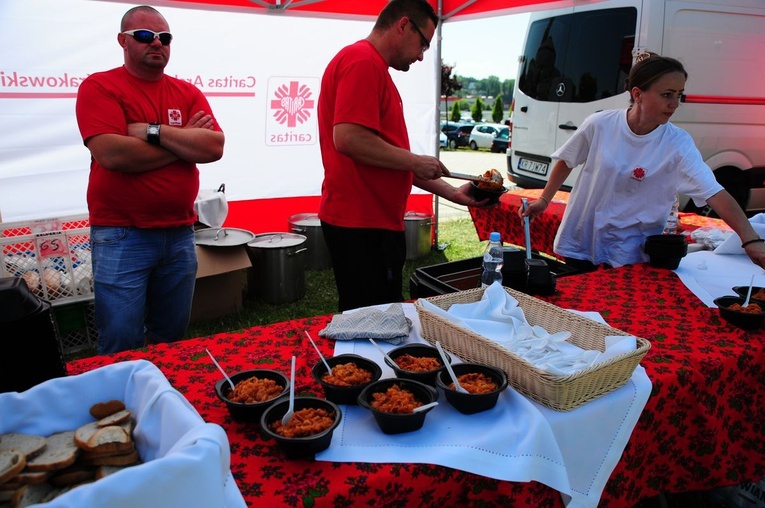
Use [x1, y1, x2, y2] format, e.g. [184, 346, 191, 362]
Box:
[408, 18, 430, 53]
[122, 29, 173, 46]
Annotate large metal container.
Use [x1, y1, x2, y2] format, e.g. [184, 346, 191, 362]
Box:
[288, 213, 332, 270]
[404, 212, 434, 260]
[247, 233, 307, 304]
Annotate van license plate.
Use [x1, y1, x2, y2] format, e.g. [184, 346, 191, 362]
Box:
[518, 158, 548, 176]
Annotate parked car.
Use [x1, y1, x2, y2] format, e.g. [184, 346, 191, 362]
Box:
[468, 123, 506, 150]
[490, 127, 511, 153]
[441, 122, 474, 150]
[439, 131, 448, 149]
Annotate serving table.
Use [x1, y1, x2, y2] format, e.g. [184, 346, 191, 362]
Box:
[470, 188, 730, 259]
[67, 264, 764, 507]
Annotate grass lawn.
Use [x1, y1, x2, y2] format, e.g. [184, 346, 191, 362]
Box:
[185, 217, 485, 339]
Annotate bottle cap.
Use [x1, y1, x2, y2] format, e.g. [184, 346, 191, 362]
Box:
[489, 232, 501, 242]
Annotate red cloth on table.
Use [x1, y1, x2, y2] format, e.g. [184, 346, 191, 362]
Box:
[470, 189, 730, 259]
[67, 265, 764, 507]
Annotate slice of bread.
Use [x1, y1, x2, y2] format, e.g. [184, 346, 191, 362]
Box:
[2, 471, 50, 487]
[94, 465, 127, 480]
[80, 449, 140, 467]
[89, 400, 126, 420]
[25, 431, 79, 473]
[80, 442, 135, 460]
[11, 481, 56, 507]
[0, 450, 26, 485]
[0, 434, 47, 460]
[75, 423, 131, 455]
[49, 465, 95, 487]
[97, 409, 131, 427]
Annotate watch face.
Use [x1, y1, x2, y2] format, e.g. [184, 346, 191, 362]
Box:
[147, 123, 160, 144]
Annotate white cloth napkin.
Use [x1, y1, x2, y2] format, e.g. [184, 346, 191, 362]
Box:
[418, 282, 636, 375]
[714, 213, 765, 255]
[319, 303, 651, 508]
[0, 360, 246, 508]
[318, 303, 412, 345]
[195, 188, 228, 228]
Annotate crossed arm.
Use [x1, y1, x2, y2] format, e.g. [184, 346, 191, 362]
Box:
[85, 111, 224, 173]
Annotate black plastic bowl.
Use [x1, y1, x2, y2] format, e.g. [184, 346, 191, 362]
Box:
[435, 363, 508, 415]
[470, 181, 508, 204]
[384, 343, 451, 386]
[357, 378, 438, 434]
[260, 397, 342, 459]
[644, 234, 688, 269]
[733, 286, 765, 306]
[214, 369, 289, 422]
[713, 296, 765, 330]
[311, 354, 383, 405]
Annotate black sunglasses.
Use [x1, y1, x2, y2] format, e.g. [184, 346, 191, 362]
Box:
[122, 29, 173, 46]
[408, 18, 430, 53]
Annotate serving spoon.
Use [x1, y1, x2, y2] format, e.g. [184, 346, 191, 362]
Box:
[436, 341, 468, 394]
[448, 172, 492, 183]
[413, 401, 439, 413]
[368, 338, 396, 366]
[742, 274, 755, 307]
[205, 349, 235, 393]
[281, 356, 296, 426]
[305, 331, 332, 375]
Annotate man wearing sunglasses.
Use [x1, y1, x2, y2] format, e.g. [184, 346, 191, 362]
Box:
[318, 0, 489, 312]
[75, 5, 225, 354]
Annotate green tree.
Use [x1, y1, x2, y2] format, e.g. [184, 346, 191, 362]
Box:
[441, 64, 462, 123]
[491, 95, 504, 123]
[450, 102, 461, 122]
[471, 97, 484, 123]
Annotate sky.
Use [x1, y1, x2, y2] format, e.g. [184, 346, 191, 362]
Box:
[439, 13, 531, 81]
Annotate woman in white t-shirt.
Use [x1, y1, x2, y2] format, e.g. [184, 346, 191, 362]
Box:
[522, 54, 765, 271]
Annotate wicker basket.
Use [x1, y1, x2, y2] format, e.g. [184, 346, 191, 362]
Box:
[415, 286, 651, 411]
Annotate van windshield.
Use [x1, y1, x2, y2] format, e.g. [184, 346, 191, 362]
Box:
[518, 7, 636, 103]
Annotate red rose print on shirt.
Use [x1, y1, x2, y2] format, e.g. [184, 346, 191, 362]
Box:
[631, 167, 646, 181]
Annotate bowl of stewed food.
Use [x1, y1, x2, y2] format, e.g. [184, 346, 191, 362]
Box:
[260, 397, 342, 458]
[215, 369, 289, 422]
[357, 378, 438, 434]
[435, 363, 508, 414]
[311, 354, 383, 405]
[383, 343, 451, 386]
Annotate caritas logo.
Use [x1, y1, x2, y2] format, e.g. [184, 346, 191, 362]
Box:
[266, 77, 318, 146]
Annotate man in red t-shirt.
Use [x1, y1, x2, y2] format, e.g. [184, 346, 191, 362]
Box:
[318, 0, 487, 311]
[76, 5, 224, 354]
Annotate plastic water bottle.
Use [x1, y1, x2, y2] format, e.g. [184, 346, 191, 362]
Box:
[663, 195, 680, 234]
[481, 232, 504, 287]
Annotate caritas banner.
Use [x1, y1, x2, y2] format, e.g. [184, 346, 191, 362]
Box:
[0, 0, 438, 232]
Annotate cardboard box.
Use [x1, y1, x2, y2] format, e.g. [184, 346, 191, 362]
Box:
[190, 245, 251, 323]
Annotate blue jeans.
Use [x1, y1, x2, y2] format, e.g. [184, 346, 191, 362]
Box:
[90, 226, 197, 354]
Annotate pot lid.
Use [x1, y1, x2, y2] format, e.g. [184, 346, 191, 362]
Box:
[404, 211, 432, 220]
[248, 233, 306, 248]
[289, 213, 320, 226]
[195, 227, 255, 247]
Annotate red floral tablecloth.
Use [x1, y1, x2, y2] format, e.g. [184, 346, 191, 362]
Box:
[67, 265, 764, 507]
[470, 189, 730, 259]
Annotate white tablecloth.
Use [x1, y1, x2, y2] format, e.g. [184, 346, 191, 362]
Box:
[674, 251, 763, 307]
[318, 304, 651, 508]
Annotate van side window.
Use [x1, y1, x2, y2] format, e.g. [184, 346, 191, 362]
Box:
[518, 7, 637, 103]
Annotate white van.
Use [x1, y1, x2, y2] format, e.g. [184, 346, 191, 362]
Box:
[507, 0, 765, 215]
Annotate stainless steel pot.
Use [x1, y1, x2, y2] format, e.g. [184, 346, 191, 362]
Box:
[404, 212, 433, 260]
[288, 213, 332, 271]
[247, 233, 307, 304]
